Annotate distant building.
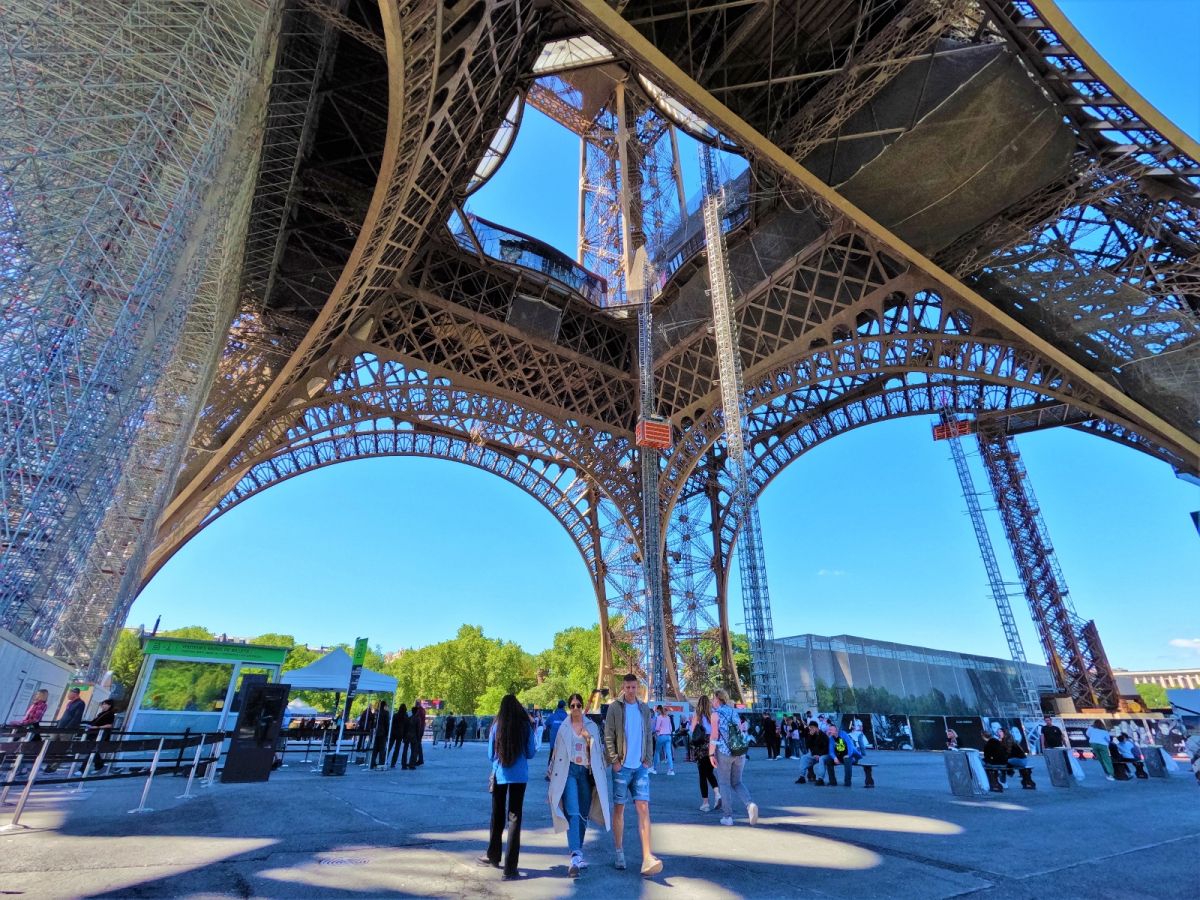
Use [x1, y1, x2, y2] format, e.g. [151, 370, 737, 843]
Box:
[1115, 668, 1200, 691]
[773, 633, 1054, 717]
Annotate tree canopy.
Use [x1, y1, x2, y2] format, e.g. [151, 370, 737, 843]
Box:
[103, 621, 758, 716]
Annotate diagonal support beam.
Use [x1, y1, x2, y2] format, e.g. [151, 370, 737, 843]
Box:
[564, 0, 1200, 473]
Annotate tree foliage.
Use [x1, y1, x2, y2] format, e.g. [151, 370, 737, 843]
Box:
[519, 624, 602, 709]
[1134, 682, 1169, 709]
[108, 628, 144, 698]
[157, 625, 216, 640]
[384, 625, 534, 715]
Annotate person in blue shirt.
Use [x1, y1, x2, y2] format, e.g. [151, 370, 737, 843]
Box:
[479, 694, 539, 880]
[546, 700, 568, 751]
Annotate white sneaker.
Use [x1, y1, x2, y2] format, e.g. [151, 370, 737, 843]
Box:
[719, 816, 734, 826]
[699, 800, 710, 811]
[577, 854, 589, 870]
[747, 802, 759, 825]
[569, 854, 580, 878]
[1105, 775, 1116, 781]
[668, 769, 675, 776]
[713, 790, 721, 806]
[614, 849, 626, 870]
[649, 767, 658, 775]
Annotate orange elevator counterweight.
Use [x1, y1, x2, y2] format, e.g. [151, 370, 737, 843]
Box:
[636, 416, 673, 449]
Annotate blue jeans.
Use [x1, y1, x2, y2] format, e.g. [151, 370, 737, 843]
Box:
[821, 753, 854, 784]
[563, 763, 591, 855]
[654, 734, 673, 770]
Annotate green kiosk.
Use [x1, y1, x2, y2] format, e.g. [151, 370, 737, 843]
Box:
[125, 637, 290, 736]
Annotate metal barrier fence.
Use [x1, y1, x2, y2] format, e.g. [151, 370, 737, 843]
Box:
[0, 728, 223, 828]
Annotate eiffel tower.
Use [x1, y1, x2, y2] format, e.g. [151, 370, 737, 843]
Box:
[2, 1, 1196, 712]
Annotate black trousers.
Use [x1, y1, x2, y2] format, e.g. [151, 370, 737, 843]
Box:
[486, 782, 527, 875]
[371, 739, 387, 768]
[389, 737, 407, 767]
[765, 736, 780, 759]
[697, 755, 719, 798]
[404, 735, 423, 767]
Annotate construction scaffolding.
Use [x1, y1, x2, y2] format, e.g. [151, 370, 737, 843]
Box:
[935, 409, 1039, 714]
[699, 144, 781, 711]
[975, 424, 1121, 710]
[0, 0, 279, 668]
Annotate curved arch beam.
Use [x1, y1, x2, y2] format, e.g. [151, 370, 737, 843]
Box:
[661, 278, 1184, 509]
[149, 352, 641, 578]
[162, 0, 547, 541]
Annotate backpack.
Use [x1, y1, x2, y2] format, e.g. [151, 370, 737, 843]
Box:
[690, 722, 708, 755]
[724, 710, 748, 757]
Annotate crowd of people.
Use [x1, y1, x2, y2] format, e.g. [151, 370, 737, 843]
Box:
[479, 674, 760, 881]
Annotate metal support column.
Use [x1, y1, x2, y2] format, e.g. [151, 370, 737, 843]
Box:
[976, 425, 1120, 710]
[699, 145, 780, 711]
[936, 409, 1039, 714]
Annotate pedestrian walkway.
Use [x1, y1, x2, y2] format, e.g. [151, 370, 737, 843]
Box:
[1, 744, 1197, 898]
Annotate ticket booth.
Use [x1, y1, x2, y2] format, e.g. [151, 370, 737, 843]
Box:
[125, 637, 289, 735]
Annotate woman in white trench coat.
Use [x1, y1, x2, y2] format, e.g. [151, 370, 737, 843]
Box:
[546, 692, 612, 878]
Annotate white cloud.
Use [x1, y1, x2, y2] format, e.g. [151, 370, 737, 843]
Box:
[1168, 638, 1200, 653]
[817, 568, 846, 577]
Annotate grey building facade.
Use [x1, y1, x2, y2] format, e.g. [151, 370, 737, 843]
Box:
[775, 633, 1056, 717]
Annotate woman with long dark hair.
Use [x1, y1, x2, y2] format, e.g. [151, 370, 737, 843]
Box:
[547, 692, 611, 877]
[479, 694, 539, 879]
[689, 694, 721, 812]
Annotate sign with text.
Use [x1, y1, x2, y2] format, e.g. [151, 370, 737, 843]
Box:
[344, 638, 369, 714]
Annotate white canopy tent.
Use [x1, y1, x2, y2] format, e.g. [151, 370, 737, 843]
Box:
[281, 647, 396, 695]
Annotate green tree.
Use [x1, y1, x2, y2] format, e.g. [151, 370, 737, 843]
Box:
[157, 625, 216, 640]
[519, 624, 601, 709]
[248, 633, 296, 648]
[108, 628, 144, 697]
[1135, 682, 1169, 709]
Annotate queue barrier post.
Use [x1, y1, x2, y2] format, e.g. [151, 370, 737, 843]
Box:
[177, 737, 205, 800]
[0, 735, 35, 805]
[128, 738, 164, 814]
[3, 739, 51, 830]
[74, 751, 96, 793]
[202, 737, 220, 788]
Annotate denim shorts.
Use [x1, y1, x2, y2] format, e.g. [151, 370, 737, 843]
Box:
[612, 765, 650, 804]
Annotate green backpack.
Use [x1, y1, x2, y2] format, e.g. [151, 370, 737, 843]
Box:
[724, 711, 749, 756]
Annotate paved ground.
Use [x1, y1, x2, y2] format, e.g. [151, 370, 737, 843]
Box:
[1, 741, 1197, 899]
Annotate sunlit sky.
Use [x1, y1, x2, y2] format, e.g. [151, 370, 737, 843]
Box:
[131, 1, 1200, 672]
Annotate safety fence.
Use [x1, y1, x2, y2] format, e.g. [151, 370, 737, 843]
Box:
[0, 729, 223, 828]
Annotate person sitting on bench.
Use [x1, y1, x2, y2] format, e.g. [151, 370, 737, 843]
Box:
[983, 727, 1036, 791]
[795, 721, 829, 784]
[1111, 733, 1147, 780]
[821, 724, 862, 787]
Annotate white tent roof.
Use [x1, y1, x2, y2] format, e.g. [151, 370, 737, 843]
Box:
[281, 647, 396, 694]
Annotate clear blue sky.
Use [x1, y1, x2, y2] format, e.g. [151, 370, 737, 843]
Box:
[132, 2, 1200, 671]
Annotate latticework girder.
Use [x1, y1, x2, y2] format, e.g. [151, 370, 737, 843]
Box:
[0, 0, 279, 661]
[976, 423, 1120, 710]
[937, 408, 1039, 715]
[699, 144, 781, 710]
[6, 0, 1198, 695]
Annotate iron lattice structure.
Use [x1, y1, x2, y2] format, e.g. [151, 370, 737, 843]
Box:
[2, 1, 1196, 712]
[937, 409, 1039, 713]
[1, 0, 279, 661]
[976, 423, 1121, 709]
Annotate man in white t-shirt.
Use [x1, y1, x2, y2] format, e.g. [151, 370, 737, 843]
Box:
[603, 674, 662, 876]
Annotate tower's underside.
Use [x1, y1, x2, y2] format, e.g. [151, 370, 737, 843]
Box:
[2, 1, 1196, 707]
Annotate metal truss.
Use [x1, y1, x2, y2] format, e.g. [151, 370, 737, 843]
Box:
[12, 0, 1199, 707]
[0, 0, 279, 659]
[700, 144, 780, 709]
[976, 423, 1121, 710]
[937, 407, 1040, 715]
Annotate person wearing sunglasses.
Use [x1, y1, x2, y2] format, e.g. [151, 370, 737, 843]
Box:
[547, 693, 611, 877]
